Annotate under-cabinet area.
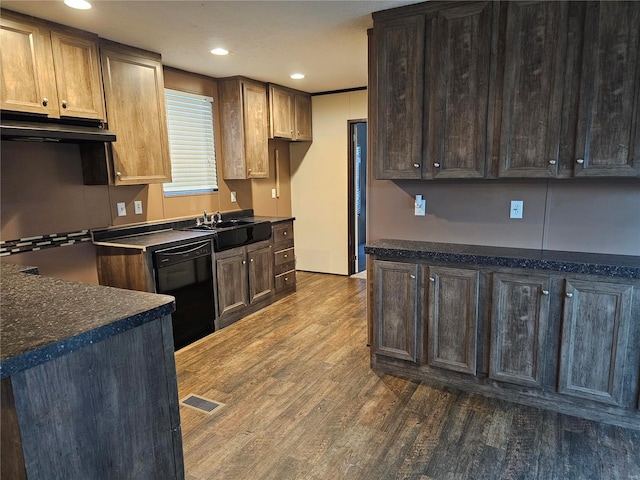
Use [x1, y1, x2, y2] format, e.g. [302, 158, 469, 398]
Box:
[366, 240, 640, 429]
[93, 213, 296, 347]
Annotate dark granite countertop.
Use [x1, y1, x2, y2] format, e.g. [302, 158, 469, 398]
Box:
[365, 240, 640, 279]
[92, 228, 215, 251]
[0, 264, 175, 378]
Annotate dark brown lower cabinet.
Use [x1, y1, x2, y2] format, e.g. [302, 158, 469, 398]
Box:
[489, 273, 550, 387]
[216, 240, 273, 319]
[558, 278, 634, 406]
[425, 266, 479, 375]
[372, 260, 419, 362]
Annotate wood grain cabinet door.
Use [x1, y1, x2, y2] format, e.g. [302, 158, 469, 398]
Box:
[247, 242, 273, 304]
[100, 44, 172, 185]
[426, 266, 479, 375]
[497, 1, 566, 178]
[242, 81, 269, 178]
[489, 273, 550, 388]
[573, 2, 640, 177]
[293, 93, 312, 141]
[50, 31, 105, 120]
[0, 16, 59, 117]
[269, 85, 294, 139]
[374, 15, 425, 179]
[558, 279, 634, 405]
[216, 247, 249, 318]
[373, 260, 419, 362]
[425, 2, 493, 179]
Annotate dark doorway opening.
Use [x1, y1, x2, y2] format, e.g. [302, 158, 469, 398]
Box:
[348, 120, 367, 276]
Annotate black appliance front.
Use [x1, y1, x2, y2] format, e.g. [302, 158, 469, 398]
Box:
[154, 240, 215, 350]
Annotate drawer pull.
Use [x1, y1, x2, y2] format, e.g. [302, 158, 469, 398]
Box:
[284, 254, 288, 258]
[283, 231, 287, 235]
[542, 290, 549, 296]
[429, 277, 435, 282]
[413, 163, 420, 168]
[576, 159, 584, 165]
[410, 275, 416, 279]
[565, 292, 573, 298]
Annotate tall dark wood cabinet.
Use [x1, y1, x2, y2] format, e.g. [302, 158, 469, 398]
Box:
[572, 2, 640, 177]
[497, 1, 566, 178]
[373, 15, 425, 179]
[372, 260, 419, 362]
[425, 266, 479, 374]
[425, 2, 493, 179]
[558, 278, 634, 406]
[489, 273, 551, 388]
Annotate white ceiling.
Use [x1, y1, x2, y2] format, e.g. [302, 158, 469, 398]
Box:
[2, 0, 424, 93]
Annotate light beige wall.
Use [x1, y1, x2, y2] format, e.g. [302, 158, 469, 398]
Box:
[290, 90, 367, 275]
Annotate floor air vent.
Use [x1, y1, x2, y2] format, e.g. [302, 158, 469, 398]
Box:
[180, 394, 225, 414]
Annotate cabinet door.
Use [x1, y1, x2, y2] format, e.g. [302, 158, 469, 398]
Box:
[372, 260, 419, 362]
[425, 2, 492, 179]
[294, 93, 312, 141]
[50, 31, 105, 120]
[498, 1, 565, 178]
[216, 247, 249, 317]
[243, 81, 269, 178]
[426, 266, 479, 374]
[489, 273, 550, 388]
[100, 45, 172, 185]
[374, 15, 424, 179]
[558, 279, 634, 405]
[0, 16, 59, 117]
[269, 85, 294, 139]
[247, 242, 273, 304]
[573, 2, 640, 177]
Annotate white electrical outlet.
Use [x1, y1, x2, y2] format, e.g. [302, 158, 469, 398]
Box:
[117, 202, 127, 217]
[510, 200, 523, 219]
[231, 191, 237, 203]
[134, 200, 143, 215]
[414, 194, 426, 216]
[271, 188, 277, 199]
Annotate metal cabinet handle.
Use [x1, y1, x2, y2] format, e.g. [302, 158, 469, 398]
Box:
[283, 231, 287, 235]
[429, 277, 435, 282]
[250, 258, 254, 262]
[565, 292, 573, 298]
[548, 160, 557, 165]
[297, 130, 300, 136]
[434, 163, 440, 168]
[116, 171, 122, 177]
[410, 274, 416, 279]
[61, 100, 67, 109]
[542, 290, 549, 296]
[576, 159, 584, 164]
[42, 98, 48, 107]
[284, 254, 288, 258]
[284, 277, 289, 281]
[413, 163, 420, 168]
[242, 260, 246, 265]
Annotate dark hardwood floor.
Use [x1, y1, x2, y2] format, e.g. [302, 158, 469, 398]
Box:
[175, 272, 640, 480]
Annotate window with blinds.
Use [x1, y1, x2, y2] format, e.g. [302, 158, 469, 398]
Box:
[163, 89, 218, 195]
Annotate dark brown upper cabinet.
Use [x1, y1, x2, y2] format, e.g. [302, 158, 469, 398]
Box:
[268, 84, 312, 141]
[571, 2, 640, 177]
[496, 1, 566, 178]
[371, 0, 640, 180]
[425, 2, 494, 179]
[373, 14, 425, 179]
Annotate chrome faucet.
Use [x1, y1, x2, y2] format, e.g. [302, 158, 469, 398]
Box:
[212, 211, 222, 225]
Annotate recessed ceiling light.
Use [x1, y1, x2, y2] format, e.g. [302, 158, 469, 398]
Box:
[210, 48, 229, 56]
[64, 0, 92, 10]
[290, 73, 305, 80]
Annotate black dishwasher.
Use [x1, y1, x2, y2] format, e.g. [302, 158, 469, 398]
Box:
[154, 240, 215, 350]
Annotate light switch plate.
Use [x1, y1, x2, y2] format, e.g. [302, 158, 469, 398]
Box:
[510, 200, 523, 219]
[134, 200, 143, 215]
[117, 202, 127, 217]
[231, 191, 237, 203]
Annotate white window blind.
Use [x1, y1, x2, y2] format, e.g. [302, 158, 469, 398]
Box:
[163, 89, 218, 195]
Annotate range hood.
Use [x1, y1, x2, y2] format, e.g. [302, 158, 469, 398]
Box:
[0, 119, 116, 143]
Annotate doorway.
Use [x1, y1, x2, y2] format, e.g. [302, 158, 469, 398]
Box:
[348, 120, 367, 276]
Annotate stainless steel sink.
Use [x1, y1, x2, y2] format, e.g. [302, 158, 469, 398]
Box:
[184, 219, 271, 251]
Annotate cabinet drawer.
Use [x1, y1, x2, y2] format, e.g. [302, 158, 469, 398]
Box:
[275, 270, 296, 292]
[274, 247, 294, 266]
[275, 261, 295, 276]
[272, 222, 294, 246]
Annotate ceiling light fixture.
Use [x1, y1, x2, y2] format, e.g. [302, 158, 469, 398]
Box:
[210, 48, 229, 56]
[64, 0, 92, 10]
[290, 73, 305, 80]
